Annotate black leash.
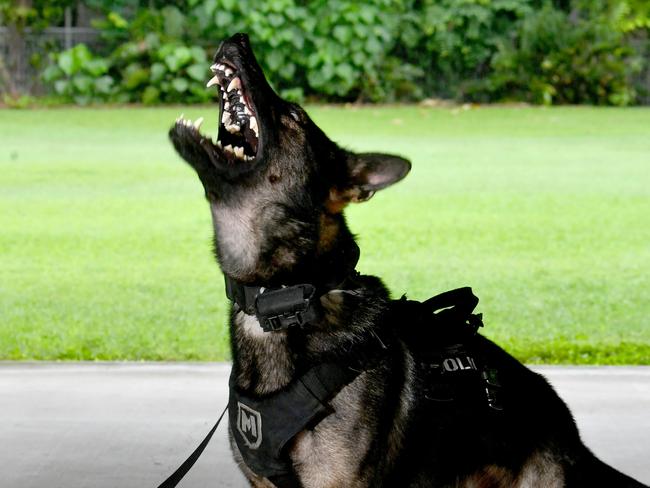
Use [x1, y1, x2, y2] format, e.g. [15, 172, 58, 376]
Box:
[156, 404, 228, 488]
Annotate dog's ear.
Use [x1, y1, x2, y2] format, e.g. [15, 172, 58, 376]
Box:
[328, 152, 411, 212]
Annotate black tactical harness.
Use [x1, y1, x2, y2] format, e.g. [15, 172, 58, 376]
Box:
[156, 281, 501, 488]
[228, 362, 362, 487]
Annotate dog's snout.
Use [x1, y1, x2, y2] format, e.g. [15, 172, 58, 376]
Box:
[214, 33, 251, 63]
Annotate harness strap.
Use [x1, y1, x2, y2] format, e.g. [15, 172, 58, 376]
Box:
[229, 362, 362, 485]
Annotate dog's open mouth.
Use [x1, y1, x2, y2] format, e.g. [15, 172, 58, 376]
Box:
[208, 61, 259, 162]
[176, 59, 260, 164]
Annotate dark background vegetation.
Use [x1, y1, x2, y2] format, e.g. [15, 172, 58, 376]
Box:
[1, 0, 649, 106]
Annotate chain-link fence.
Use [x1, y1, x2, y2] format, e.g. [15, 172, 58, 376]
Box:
[0, 25, 100, 96]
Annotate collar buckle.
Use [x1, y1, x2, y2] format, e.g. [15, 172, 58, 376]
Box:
[255, 284, 318, 332]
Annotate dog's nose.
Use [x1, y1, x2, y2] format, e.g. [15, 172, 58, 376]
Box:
[230, 33, 250, 48]
[214, 33, 251, 63]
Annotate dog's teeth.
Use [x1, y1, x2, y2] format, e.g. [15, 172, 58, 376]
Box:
[209, 63, 220, 73]
[206, 76, 220, 88]
[193, 117, 204, 129]
[234, 146, 244, 158]
[227, 77, 241, 92]
[224, 144, 233, 153]
[224, 101, 230, 111]
[216, 140, 222, 148]
[243, 105, 251, 116]
[222, 111, 231, 126]
[226, 123, 240, 134]
[225, 67, 233, 77]
[249, 116, 258, 137]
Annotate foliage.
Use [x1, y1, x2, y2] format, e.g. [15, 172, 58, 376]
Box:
[404, 0, 535, 99]
[42, 44, 114, 105]
[42, 37, 213, 104]
[0, 0, 74, 30]
[480, 4, 641, 105]
[110, 34, 211, 103]
[36, 0, 650, 105]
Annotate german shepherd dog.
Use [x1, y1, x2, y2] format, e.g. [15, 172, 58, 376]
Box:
[169, 33, 647, 488]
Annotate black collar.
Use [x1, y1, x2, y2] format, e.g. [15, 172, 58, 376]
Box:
[225, 243, 360, 333]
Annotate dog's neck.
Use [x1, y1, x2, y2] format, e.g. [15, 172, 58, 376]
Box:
[230, 310, 295, 395]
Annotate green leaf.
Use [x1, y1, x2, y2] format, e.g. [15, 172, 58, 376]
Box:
[72, 75, 93, 94]
[171, 77, 189, 92]
[123, 64, 149, 89]
[107, 11, 128, 29]
[266, 50, 284, 71]
[142, 86, 160, 105]
[186, 63, 207, 82]
[84, 59, 109, 77]
[54, 79, 69, 95]
[189, 46, 207, 63]
[214, 11, 234, 27]
[333, 25, 352, 44]
[72, 95, 90, 105]
[150, 63, 167, 83]
[42, 65, 62, 83]
[162, 6, 186, 38]
[94, 76, 114, 95]
[335, 63, 355, 83]
[57, 50, 76, 76]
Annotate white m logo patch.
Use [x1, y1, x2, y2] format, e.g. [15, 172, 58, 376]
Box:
[237, 402, 262, 449]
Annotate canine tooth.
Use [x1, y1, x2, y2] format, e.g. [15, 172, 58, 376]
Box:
[234, 146, 244, 158]
[225, 67, 233, 77]
[216, 140, 222, 148]
[224, 144, 233, 153]
[210, 64, 219, 73]
[243, 105, 251, 116]
[193, 117, 204, 129]
[227, 77, 241, 92]
[222, 111, 231, 125]
[224, 101, 230, 110]
[206, 76, 220, 88]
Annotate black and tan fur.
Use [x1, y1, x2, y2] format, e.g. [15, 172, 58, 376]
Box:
[169, 33, 647, 488]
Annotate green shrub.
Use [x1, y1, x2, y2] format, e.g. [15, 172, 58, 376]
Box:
[39, 0, 646, 105]
[481, 4, 640, 105]
[42, 44, 115, 105]
[405, 0, 534, 99]
[111, 34, 212, 104]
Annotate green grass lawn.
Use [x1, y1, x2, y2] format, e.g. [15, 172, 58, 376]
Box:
[1, 105, 649, 363]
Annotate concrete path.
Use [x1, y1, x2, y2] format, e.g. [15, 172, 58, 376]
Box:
[1, 363, 648, 487]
